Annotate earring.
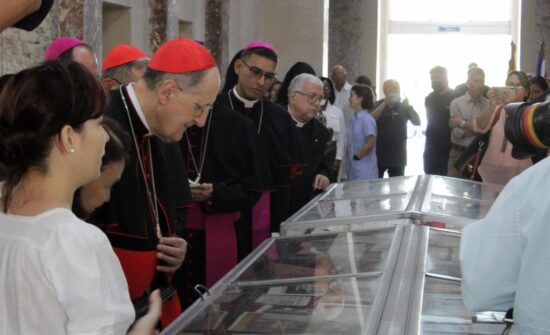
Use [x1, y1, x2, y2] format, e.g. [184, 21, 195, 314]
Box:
[69, 148, 75, 154]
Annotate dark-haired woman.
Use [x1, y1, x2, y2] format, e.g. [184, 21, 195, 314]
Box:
[346, 84, 378, 180]
[528, 75, 549, 102]
[267, 80, 282, 102]
[276, 61, 316, 107]
[0, 61, 159, 334]
[73, 117, 131, 219]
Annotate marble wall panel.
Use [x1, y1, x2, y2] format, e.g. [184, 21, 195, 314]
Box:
[205, 0, 229, 74]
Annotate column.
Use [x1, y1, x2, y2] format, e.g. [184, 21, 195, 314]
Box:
[205, 0, 229, 75]
[328, 0, 377, 81]
[149, 0, 168, 52]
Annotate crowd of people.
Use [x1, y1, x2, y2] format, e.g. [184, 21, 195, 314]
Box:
[425, 63, 549, 185]
[2, 2, 550, 334]
[0, 3, 379, 332]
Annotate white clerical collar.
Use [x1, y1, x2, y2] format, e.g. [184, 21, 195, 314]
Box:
[288, 106, 309, 128]
[126, 83, 152, 134]
[232, 86, 259, 108]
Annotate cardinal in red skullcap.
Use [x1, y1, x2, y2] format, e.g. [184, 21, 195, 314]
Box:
[88, 38, 220, 328]
[101, 44, 150, 91]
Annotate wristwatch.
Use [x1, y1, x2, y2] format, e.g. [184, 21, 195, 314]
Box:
[353, 154, 360, 161]
[460, 120, 466, 128]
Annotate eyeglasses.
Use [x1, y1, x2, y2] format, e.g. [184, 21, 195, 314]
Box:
[173, 80, 213, 117]
[294, 90, 323, 104]
[193, 102, 213, 116]
[240, 59, 277, 84]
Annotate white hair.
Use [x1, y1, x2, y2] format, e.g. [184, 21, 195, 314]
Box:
[288, 73, 323, 93]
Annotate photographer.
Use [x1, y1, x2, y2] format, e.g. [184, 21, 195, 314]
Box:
[453, 71, 533, 185]
[370, 79, 421, 178]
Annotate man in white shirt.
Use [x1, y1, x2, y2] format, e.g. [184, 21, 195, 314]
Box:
[447, 67, 489, 178]
[460, 156, 550, 335]
[331, 65, 352, 111]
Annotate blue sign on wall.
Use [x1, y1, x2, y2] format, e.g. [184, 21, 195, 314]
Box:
[438, 26, 460, 32]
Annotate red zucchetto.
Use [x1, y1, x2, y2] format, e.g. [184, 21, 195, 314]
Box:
[102, 45, 148, 73]
[148, 38, 216, 73]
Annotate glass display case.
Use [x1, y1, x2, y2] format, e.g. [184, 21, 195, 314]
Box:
[283, 176, 419, 229]
[420, 176, 502, 221]
[162, 176, 506, 335]
[281, 175, 502, 236]
[163, 226, 403, 335]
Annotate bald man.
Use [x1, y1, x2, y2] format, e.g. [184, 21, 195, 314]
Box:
[371, 79, 421, 177]
[331, 65, 352, 111]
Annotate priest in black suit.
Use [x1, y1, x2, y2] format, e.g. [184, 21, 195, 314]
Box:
[219, 41, 304, 232]
[287, 73, 331, 215]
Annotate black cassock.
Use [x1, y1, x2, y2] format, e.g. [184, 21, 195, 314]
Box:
[178, 96, 271, 305]
[89, 86, 189, 325]
[217, 90, 304, 231]
[289, 118, 330, 215]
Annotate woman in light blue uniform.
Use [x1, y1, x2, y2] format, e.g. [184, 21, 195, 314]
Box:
[346, 84, 378, 180]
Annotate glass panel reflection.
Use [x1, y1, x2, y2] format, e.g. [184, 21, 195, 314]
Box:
[178, 276, 380, 334]
[352, 230, 395, 273]
[324, 176, 417, 201]
[298, 194, 410, 222]
[236, 230, 395, 282]
[284, 218, 410, 237]
[426, 229, 461, 279]
[429, 176, 502, 202]
[421, 277, 505, 335]
[423, 195, 493, 220]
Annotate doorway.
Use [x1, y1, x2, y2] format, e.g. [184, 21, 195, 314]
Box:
[378, 0, 521, 176]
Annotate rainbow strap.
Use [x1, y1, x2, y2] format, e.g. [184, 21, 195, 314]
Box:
[522, 103, 545, 148]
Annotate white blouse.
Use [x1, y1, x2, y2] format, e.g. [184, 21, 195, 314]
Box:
[0, 208, 134, 334]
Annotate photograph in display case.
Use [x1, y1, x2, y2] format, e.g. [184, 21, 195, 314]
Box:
[236, 230, 394, 283]
[227, 303, 371, 334]
[426, 229, 461, 278]
[421, 278, 505, 335]
[177, 275, 380, 334]
[179, 304, 228, 333]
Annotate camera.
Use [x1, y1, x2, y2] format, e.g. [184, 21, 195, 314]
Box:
[504, 100, 550, 159]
